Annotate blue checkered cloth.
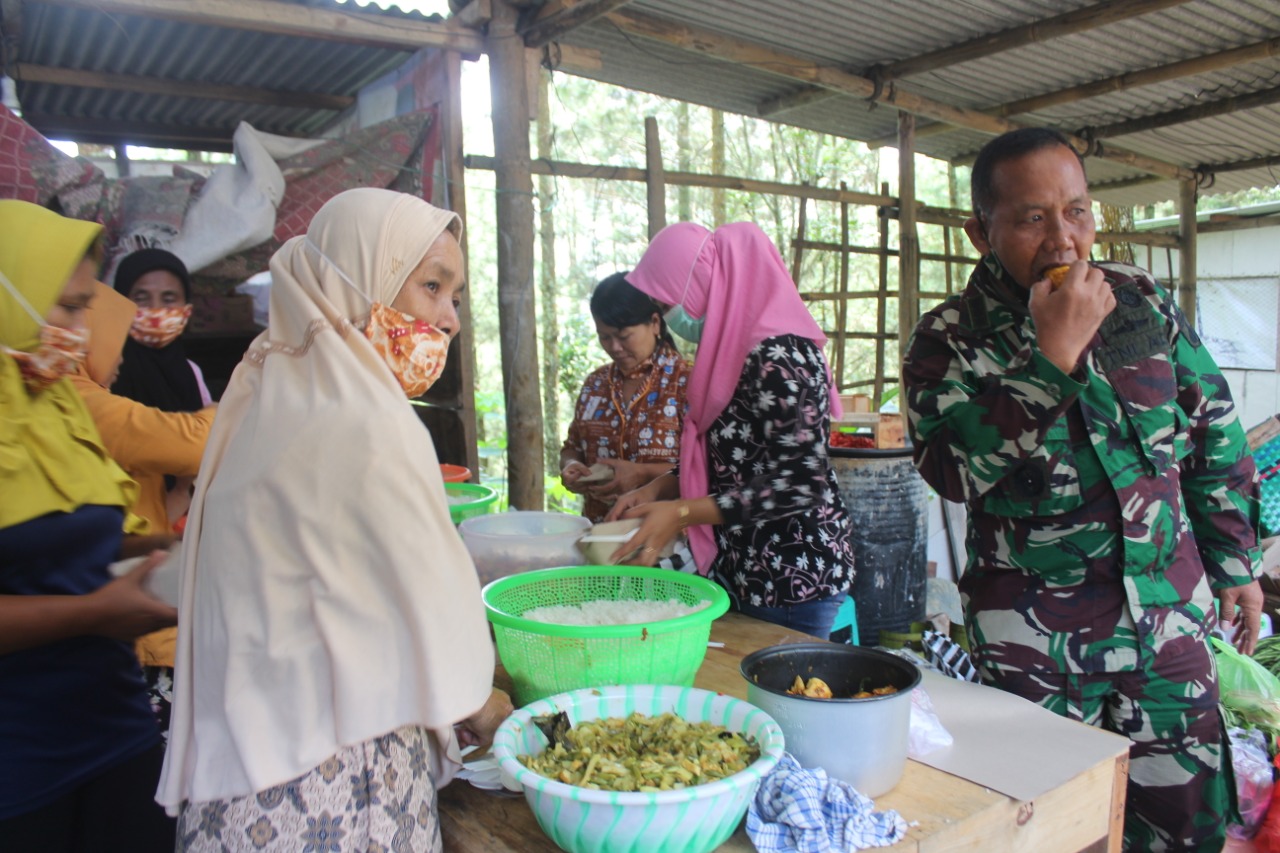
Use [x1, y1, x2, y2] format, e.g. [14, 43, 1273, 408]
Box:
[747, 753, 908, 852]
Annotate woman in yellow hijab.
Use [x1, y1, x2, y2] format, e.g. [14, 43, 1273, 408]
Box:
[0, 200, 177, 850]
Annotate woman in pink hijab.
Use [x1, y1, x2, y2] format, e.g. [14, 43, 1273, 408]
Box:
[608, 222, 854, 638]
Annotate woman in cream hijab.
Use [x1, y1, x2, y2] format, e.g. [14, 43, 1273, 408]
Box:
[159, 189, 510, 851]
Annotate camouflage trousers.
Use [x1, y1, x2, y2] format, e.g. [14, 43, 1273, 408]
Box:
[976, 636, 1227, 852]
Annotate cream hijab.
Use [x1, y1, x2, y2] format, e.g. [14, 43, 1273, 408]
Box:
[158, 189, 492, 810]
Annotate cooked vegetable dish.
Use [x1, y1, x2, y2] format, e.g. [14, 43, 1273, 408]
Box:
[518, 711, 760, 792]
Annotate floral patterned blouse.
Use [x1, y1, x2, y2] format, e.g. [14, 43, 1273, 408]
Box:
[706, 335, 853, 606]
[563, 342, 691, 522]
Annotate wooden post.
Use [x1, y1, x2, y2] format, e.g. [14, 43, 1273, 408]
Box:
[897, 112, 920, 375]
[1178, 178, 1198, 327]
[790, 191, 807, 284]
[488, 0, 545, 510]
[875, 181, 889, 406]
[835, 182, 849, 393]
[645, 116, 666, 239]
[444, 49, 481, 481]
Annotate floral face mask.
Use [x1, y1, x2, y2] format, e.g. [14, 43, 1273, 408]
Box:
[363, 302, 450, 398]
[7, 323, 90, 394]
[0, 268, 90, 394]
[130, 304, 191, 348]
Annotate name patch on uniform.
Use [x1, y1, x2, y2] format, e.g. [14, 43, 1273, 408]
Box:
[1095, 283, 1167, 373]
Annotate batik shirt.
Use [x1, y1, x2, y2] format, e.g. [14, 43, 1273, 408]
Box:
[707, 334, 854, 606]
[904, 256, 1260, 677]
[563, 342, 690, 522]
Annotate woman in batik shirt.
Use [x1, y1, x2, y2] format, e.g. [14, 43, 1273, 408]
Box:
[560, 272, 691, 523]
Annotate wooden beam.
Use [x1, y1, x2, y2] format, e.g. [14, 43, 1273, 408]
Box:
[602, 7, 1194, 182]
[1178, 178, 1197, 327]
[520, 0, 634, 49]
[1087, 83, 1280, 139]
[487, 0, 544, 510]
[38, 0, 485, 53]
[868, 35, 1280, 148]
[644, 115, 666, 238]
[758, 85, 839, 119]
[22, 113, 234, 150]
[1206, 152, 1280, 175]
[876, 0, 1190, 81]
[14, 63, 354, 111]
[464, 154, 896, 207]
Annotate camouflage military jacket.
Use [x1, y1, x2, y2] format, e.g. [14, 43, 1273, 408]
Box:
[904, 256, 1260, 675]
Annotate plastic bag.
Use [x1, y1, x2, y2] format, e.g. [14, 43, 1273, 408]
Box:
[1211, 636, 1280, 735]
[1227, 726, 1275, 840]
[908, 686, 953, 758]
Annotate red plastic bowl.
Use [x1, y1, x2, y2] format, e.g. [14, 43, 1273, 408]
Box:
[440, 463, 472, 483]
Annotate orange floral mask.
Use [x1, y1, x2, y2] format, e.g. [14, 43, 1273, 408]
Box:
[363, 302, 449, 398]
[130, 304, 191, 348]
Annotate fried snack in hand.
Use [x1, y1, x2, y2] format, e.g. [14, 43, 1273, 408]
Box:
[1045, 265, 1071, 290]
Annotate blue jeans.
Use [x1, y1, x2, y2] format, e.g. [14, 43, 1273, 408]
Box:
[734, 592, 847, 640]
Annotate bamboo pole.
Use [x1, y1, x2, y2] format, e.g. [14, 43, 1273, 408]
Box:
[645, 116, 667, 239]
[1178, 178, 1198, 327]
[897, 113, 920, 372]
[488, 0, 544, 510]
[537, 68, 562, 477]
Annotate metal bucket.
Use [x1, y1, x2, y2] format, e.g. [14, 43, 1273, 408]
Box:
[740, 642, 921, 796]
[829, 446, 928, 646]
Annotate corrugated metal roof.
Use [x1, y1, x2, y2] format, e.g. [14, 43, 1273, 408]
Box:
[555, 0, 1280, 206]
[4, 0, 1278, 206]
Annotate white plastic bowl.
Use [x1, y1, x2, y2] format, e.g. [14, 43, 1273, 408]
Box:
[458, 511, 591, 585]
[492, 684, 785, 853]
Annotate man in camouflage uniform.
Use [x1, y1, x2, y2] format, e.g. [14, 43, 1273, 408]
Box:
[903, 127, 1263, 851]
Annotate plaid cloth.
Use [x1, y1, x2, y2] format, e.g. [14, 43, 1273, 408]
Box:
[747, 753, 908, 852]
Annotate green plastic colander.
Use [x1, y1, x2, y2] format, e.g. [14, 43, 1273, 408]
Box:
[445, 482, 499, 526]
[482, 566, 730, 705]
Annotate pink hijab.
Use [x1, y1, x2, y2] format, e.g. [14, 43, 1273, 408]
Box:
[627, 222, 840, 571]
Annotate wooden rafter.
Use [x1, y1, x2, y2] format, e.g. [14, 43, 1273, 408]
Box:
[14, 63, 354, 111]
[22, 113, 236, 150]
[520, 0, 634, 49]
[868, 35, 1280, 148]
[602, 7, 1194, 181]
[758, 0, 1189, 119]
[36, 0, 486, 53]
[1086, 83, 1280, 140]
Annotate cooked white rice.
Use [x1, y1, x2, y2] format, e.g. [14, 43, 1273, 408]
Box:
[521, 598, 710, 626]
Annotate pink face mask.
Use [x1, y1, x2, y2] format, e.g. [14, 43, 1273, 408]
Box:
[130, 304, 191, 348]
[363, 302, 450, 398]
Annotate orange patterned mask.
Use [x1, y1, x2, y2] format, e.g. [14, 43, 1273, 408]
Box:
[6, 323, 90, 394]
[363, 302, 449, 398]
[129, 304, 191, 348]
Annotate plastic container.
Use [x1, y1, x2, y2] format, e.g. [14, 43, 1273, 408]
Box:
[482, 565, 730, 704]
[492, 684, 784, 853]
[740, 642, 921, 796]
[440, 463, 472, 483]
[829, 445, 929, 645]
[445, 482, 499, 526]
[458, 511, 591, 586]
[576, 518, 675, 565]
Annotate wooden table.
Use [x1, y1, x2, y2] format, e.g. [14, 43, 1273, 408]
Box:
[441, 613, 1128, 852]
